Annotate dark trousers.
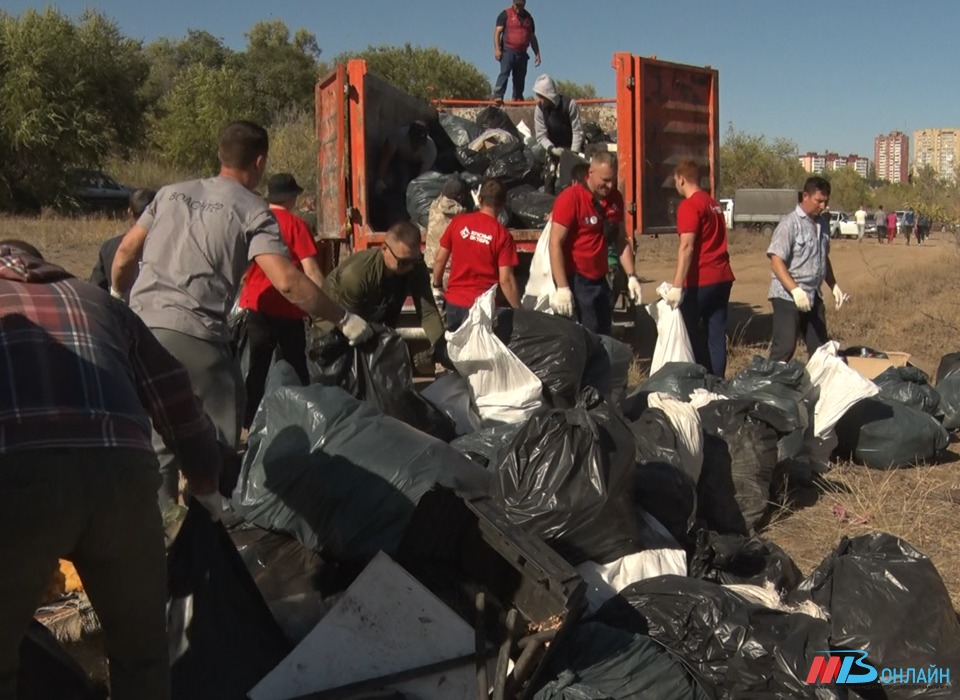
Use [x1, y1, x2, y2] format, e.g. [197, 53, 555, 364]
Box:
[445, 303, 470, 332]
[876, 225, 887, 243]
[494, 49, 528, 100]
[244, 310, 309, 427]
[0, 449, 169, 700]
[769, 295, 828, 363]
[679, 282, 732, 378]
[570, 273, 613, 335]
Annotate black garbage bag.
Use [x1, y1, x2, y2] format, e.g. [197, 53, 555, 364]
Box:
[835, 397, 949, 469]
[631, 407, 683, 467]
[482, 141, 538, 188]
[936, 353, 960, 429]
[234, 369, 489, 563]
[506, 185, 556, 228]
[582, 121, 612, 145]
[935, 351, 960, 384]
[456, 146, 491, 175]
[307, 325, 456, 441]
[533, 620, 708, 700]
[405, 170, 447, 227]
[438, 111, 481, 147]
[623, 362, 719, 420]
[474, 105, 522, 141]
[449, 422, 525, 469]
[790, 533, 960, 700]
[491, 388, 641, 565]
[168, 501, 290, 700]
[18, 620, 100, 700]
[583, 334, 633, 406]
[597, 575, 838, 700]
[874, 366, 941, 416]
[493, 309, 600, 409]
[689, 530, 802, 594]
[634, 461, 697, 547]
[697, 399, 789, 535]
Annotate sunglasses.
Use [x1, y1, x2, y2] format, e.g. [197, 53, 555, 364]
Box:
[385, 241, 422, 267]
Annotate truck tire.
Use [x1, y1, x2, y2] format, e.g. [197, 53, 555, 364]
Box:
[760, 223, 775, 236]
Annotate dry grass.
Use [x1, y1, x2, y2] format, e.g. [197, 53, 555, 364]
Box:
[0, 214, 120, 277]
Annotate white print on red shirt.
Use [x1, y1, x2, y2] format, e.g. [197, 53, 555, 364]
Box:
[460, 226, 494, 245]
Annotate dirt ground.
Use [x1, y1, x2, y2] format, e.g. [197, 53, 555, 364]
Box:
[5, 216, 960, 611]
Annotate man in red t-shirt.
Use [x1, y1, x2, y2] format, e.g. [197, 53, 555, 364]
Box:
[548, 151, 642, 335]
[238, 173, 325, 425]
[665, 159, 736, 377]
[432, 179, 521, 331]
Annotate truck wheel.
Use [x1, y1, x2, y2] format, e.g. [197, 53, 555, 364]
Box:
[760, 224, 775, 236]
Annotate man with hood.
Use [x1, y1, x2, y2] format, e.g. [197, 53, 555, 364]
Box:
[533, 74, 584, 157]
[0, 240, 226, 700]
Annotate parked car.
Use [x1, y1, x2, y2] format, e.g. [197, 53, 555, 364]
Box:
[68, 169, 133, 213]
[827, 211, 860, 239]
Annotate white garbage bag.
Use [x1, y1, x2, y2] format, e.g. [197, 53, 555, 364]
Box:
[805, 341, 879, 437]
[521, 222, 555, 312]
[647, 283, 695, 374]
[445, 286, 543, 425]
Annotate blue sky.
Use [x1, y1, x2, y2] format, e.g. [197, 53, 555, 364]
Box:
[6, 0, 957, 157]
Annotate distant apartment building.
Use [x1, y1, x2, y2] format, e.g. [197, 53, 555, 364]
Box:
[913, 128, 960, 181]
[874, 131, 909, 183]
[798, 151, 870, 178]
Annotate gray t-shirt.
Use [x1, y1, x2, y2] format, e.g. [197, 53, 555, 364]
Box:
[767, 205, 830, 303]
[130, 176, 290, 342]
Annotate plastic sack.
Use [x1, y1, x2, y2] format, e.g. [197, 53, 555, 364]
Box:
[805, 341, 879, 437]
[935, 350, 960, 384]
[647, 293, 695, 375]
[582, 121, 613, 145]
[534, 621, 708, 700]
[634, 460, 698, 547]
[466, 127, 518, 152]
[491, 388, 641, 565]
[438, 111, 480, 148]
[306, 325, 456, 442]
[689, 530, 803, 595]
[449, 422, 524, 469]
[874, 365, 941, 416]
[493, 308, 599, 409]
[474, 105, 522, 141]
[697, 399, 792, 535]
[483, 142, 537, 188]
[835, 396, 949, 469]
[446, 286, 543, 425]
[405, 171, 448, 227]
[597, 576, 838, 700]
[938, 373, 960, 430]
[506, 185, 556, 229]
[18, 620, 98, 700]
[521, 222, 555, 312]
[168, 502, 290, 700]
[234, 375, 489, 563]
[455, 146, 491, 175]
[583, 334, 633, 406]
[790, 533, 960, 700]
[623, 363, 717, 419]
[420, 372, 482, 436]
[648, 392, 703, 482]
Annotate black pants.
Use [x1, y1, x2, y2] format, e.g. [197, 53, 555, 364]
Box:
[769, 295, 828, 363]
[244, 310, 309, 427]
[876, 225, 887, 243]
[679, 282, 732, 378]
[570, 273, 613, 335]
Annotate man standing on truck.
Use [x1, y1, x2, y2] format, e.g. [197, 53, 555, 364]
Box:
[767, 176, 846, 363]
[320, 221, 445, 370]
[111, 120, 371, 507]
[548, 151, 642, 335]
[493, 0, 541, 104]
[663, 160, 735, 378]
[432, 179, 521, 331]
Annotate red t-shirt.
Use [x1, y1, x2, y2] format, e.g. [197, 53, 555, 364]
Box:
[676, 190, 735, 288]
[440, 211, 519, 309]
[551, 183, 624, 280]
[239, 206, 319, 319]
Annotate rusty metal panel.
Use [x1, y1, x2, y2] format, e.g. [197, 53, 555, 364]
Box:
[315, 65, 348, 241]
[636, 58, 720, 234]
[613, 53, 640, 239]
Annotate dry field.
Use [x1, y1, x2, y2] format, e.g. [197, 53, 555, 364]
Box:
[4, 215, 960, 606]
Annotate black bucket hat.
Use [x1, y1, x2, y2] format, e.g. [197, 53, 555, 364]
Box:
[266, 173, 304, 203]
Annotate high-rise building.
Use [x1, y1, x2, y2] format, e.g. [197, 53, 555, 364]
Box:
[874, 131, 909, 183]
[913, 128, 960, 181]
[799, 151, 870, 178]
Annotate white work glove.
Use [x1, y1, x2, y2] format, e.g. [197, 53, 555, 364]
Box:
[663, 284, 683, 309]
[832, 284, 847, 310]
[109, 287, 125, 302]
[431, 285, 445, 311]
[790, 287, 812, 313]
[373, 179, 387, 195]
[627, 275, 643, 305]
[339, 311, 373, 346]
[190, 489, 225, 523]
[549, 146, 565, 158]
[550, 287, 574, 317]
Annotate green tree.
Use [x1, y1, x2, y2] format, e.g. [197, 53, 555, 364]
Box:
[0, 8, 147, 208]
[241, 20, 324, 117]
[555, 79, 597, 99]
[718, 125, 805, 197]
[335, 44, 491, 101]
[142, 30, 237, 113]
[821, 166, 871, 212]
[154, 64, 262, 172]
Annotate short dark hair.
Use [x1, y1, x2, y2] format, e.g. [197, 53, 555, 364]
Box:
[129, 189, 156, 218]
[478, 178, 507, 207]
[674, 159, 700, 183]
[218, 121, 269, 169]
[571, 162, 589, 183]
[803, 176, 831, 196]
[0, 240, 43, 259]
[386, 221, 422, 249]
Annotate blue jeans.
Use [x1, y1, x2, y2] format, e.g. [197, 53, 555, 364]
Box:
[445, 303, 470, 332]
[570, 273, 613, 335]
[679, 281, 732, 378]
[494, 49, 528, 101]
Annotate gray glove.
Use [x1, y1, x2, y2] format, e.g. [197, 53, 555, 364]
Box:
[550, 146, 565, 158]
[339, 311, 373, 346]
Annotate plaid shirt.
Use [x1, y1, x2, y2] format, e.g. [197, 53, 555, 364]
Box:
[0, 247, 220, 482]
